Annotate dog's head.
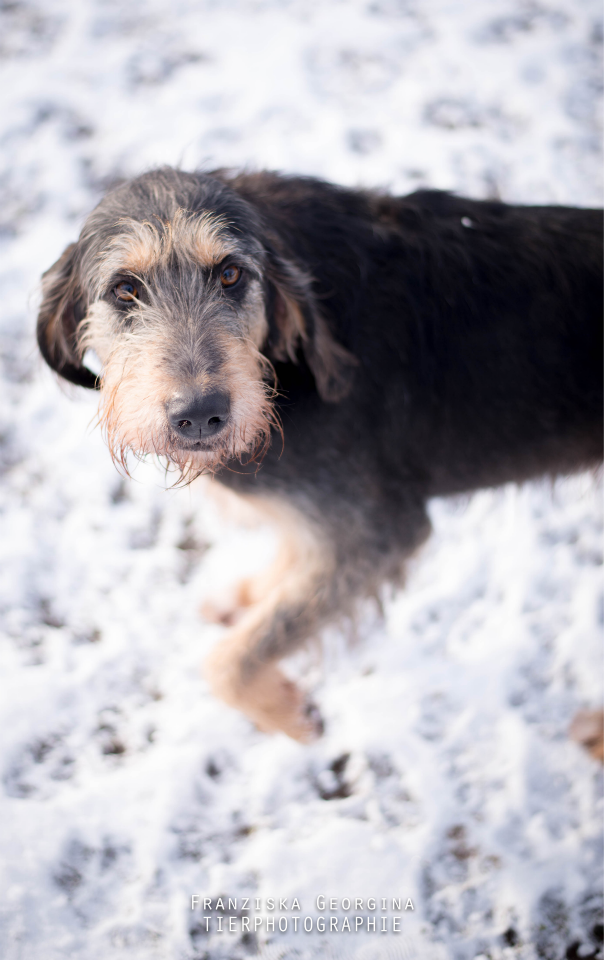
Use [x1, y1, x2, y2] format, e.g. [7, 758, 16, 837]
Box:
[38, 168, 354, 478]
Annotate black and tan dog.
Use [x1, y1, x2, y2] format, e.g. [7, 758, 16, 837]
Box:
[37, 168, 603, 741]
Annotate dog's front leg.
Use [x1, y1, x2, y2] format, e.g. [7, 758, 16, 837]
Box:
[204, 496, 337, 741]
[204, 489, 431, 741]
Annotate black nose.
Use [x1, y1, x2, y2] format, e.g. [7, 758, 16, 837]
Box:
[167, 391, 230, 439]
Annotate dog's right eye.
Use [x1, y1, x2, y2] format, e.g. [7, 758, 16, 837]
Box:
[113, 281, 138, 302]
[220, 265, 241, 287]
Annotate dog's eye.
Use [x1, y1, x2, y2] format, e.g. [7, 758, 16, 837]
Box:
[113, 281, 138, 302]
[220, 265, 241, 287]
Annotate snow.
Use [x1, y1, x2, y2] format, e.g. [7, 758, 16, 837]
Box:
[0, 1, 602, 957]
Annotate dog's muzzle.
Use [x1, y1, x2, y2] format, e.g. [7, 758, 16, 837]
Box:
[167, 390, 230, 440]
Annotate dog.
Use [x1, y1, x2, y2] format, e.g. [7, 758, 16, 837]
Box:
[37, 168, 603, 742]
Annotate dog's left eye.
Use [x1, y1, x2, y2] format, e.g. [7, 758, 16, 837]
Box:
[113, 281, 139, 301]
[220, 265, 241, 287]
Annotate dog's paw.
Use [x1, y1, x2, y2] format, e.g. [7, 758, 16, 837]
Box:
[569, 709, 603, 762]
[205, 651, 323, 743]
[249, 671, 323, 743]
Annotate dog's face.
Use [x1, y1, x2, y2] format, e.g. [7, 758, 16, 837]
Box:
[37, 170, 353, 478]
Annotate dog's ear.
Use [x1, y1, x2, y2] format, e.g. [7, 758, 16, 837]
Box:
[37, 243, 99, 389]
[265, 254, 356, 402]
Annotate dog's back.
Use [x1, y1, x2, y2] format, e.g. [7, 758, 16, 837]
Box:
[378, 191, 603, 494]
[230, 173, 603, 499]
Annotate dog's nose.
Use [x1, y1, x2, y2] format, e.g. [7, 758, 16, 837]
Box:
[167, 391, 230, 439]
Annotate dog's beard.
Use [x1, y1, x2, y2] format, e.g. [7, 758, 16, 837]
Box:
[93, 333, 280, 483]
[100, 383, 279, 483]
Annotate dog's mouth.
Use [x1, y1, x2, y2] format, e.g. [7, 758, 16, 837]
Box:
[172, 438, 220, 452]
[168, 427, 234, 454]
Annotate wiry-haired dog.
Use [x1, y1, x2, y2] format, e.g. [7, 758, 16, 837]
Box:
[37, 168, 603, 742]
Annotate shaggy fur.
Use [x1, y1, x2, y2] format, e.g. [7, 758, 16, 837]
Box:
[38, 168, 603, 741]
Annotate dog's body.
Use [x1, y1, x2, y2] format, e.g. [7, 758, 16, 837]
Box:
[37, 169, 603, 740]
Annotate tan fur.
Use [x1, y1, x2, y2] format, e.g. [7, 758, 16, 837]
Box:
[569, 709, 604, 762]
[94, 210, 234, 298]
[270, 280, 356, 402]
[243, 286, 270, 350]
[271, 288, 307, 363]
[204, 495, 333, 741]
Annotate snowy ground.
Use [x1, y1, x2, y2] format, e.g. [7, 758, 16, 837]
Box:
[0, 1, 602, 958]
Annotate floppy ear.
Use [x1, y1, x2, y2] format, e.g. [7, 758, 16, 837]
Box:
[37, 243, 99, 389]
[265, 253, 356, 403]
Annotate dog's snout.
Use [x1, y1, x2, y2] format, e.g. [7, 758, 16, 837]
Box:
[167, 391, 230, 439]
